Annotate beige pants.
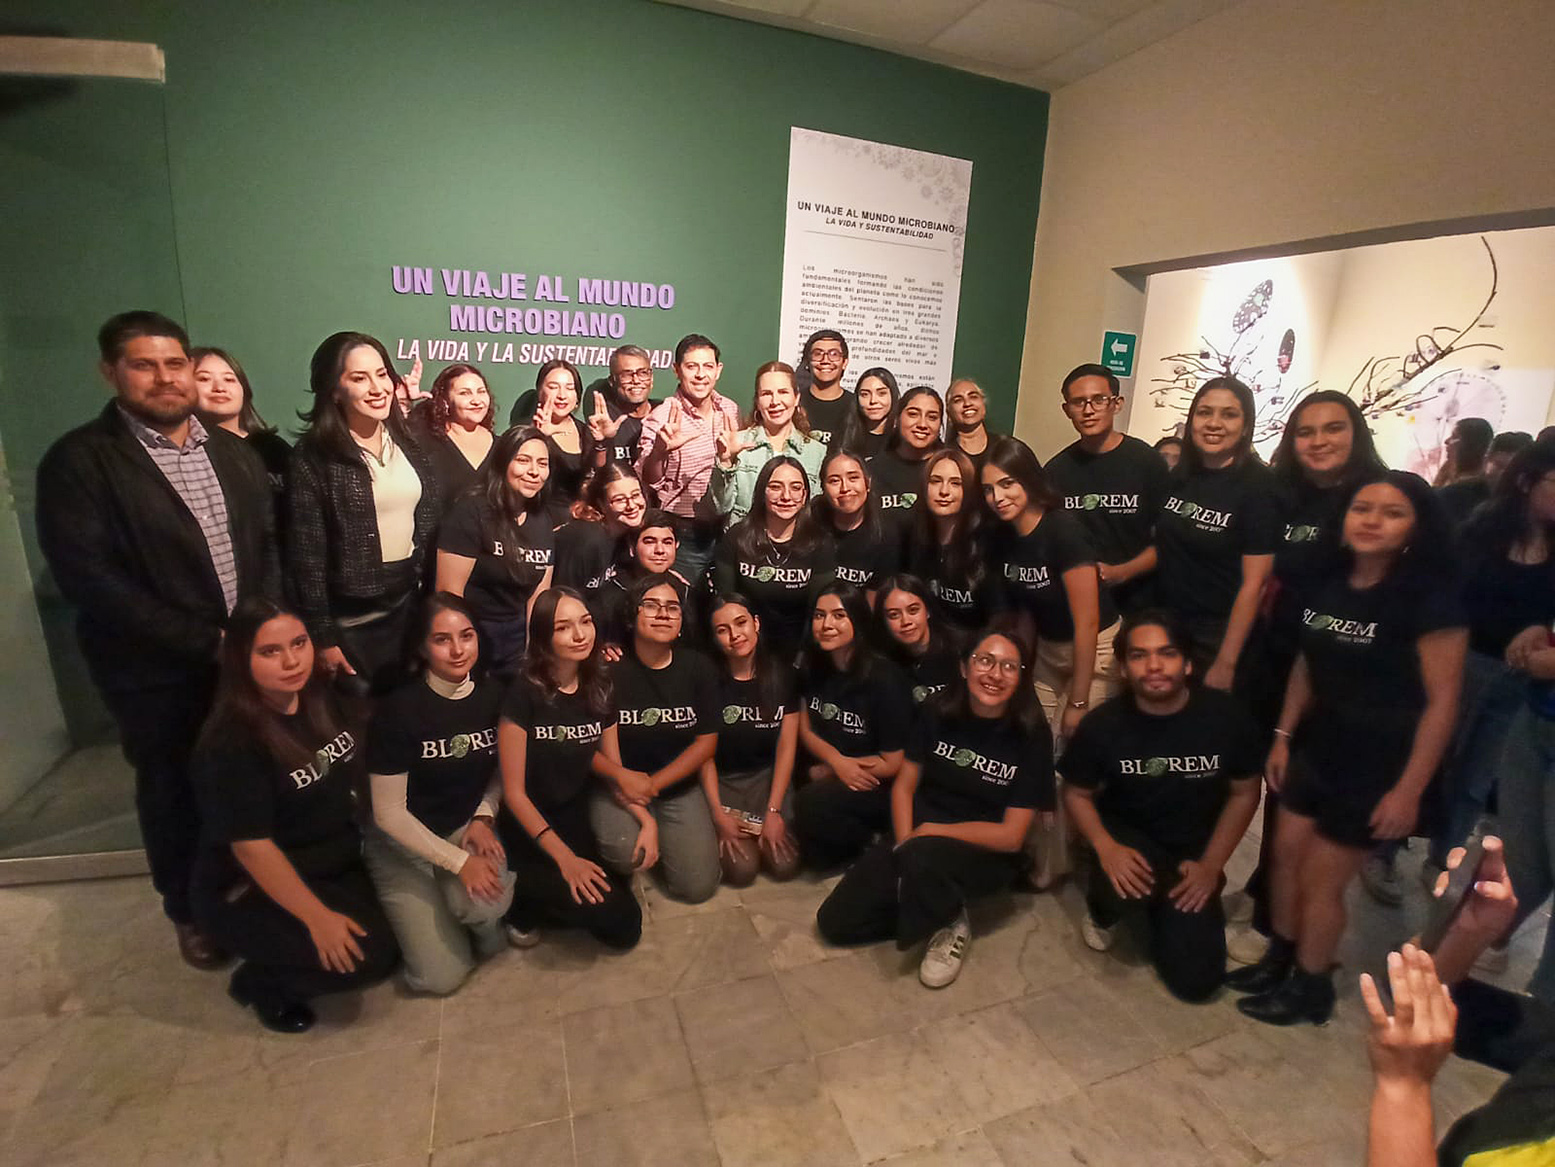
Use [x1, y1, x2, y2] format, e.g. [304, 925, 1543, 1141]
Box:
[1026, 620, 1123, 885]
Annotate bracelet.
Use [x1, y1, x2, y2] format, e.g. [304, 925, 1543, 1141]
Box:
[1272, 728, 1292, 740]
[534, 825, 553, 842]
[767, 806, 782, 816]
[1067, 699, 1089, 710]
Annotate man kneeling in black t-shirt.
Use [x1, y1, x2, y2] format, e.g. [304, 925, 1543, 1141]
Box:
[1062, 609, 1262, 1001]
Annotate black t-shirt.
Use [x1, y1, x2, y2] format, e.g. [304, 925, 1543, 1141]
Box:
[194, 717, 361, 888]
[711, 533, 837, 661]
[438, 495, 555, 623]
[952, 430, 1003, 479]
[1155, 461, 1281, 622]
[1461, 549, 1555, 659]
[991, 510, 1116, 641]
[1060, 689, 1262, 855]
[869, 448, 930, 521]
[612, 649, 719, 782]
[246, 430, 293, 498]
[908, 704, 1054, 823]
[905, 536, 994, 635]
[1043, 435, 1170, 567]
[1298, 570, 1464, 746]
[1438, 478, 1490, 529]
[426, 433, 491, 513]
[554, 519, 620, 592]
[1267, 482, 1348, 648]
[544, 417, 596, 504]
[801, 389, 852, 447]
[803, 659, 913, 759]
[829, 520, 898, 591]
[366, 678, 500, 838]
[502, 681, 612, 810]
[604, 402, 654, 469]
[714, 672, 795, 775]
[894, 640, 962, 706]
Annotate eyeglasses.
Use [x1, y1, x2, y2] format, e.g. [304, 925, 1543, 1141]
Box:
[640, 599, 682, 616]
[969, 652, 1023, 677]
[810, 349, 845, 363]
[1065, 395, 1120, 414]
[607, 490, 646, 509]
[615, 369, 653, 382]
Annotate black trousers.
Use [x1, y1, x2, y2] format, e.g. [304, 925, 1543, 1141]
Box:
[101, 673, 217, 925]
[794, 776, 892, 869]
[194, 863, 399, 1009]
[500, 799, 641, 949]
[1085, 823, 1226, 1002]
[817, 835, 1019, 950]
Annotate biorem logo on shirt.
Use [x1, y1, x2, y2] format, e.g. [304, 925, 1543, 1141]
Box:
[292, 730, 356, 790]
[1003, 563, 1050, 587]
[620, 706, 699, 729]
[420, 727, 498, 759]
[1164, 496, 1233, 531]
[739, 563, 813, 586]
[1066, 493, 1139, 513]
[935, 739, 1017, 785]
[531, 721, 604, 744]
[808, 696, 864, 732]
[723, 703, 784, 728]
[490, 542, 553, 565]
[1284, 523, 1322, 543]
[1302, 609, 1379, 645]
[1118, 753, 1221, 779]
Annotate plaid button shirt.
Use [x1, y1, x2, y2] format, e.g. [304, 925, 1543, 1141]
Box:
[119, 407, 239, 613]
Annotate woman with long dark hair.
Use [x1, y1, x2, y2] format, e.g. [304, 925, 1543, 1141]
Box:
[792, 582, 914, 868]
[832, 367, 900, 460]
[1429, 442, 1555, 876]
[363, 593, 513, 994]
[906, 447, 992, 637]
[192, 346, 292, 500]
[553, 460, 649, 592]
[288, 331, 440, 695]
[590, 576, 723, 903]
[706, 360, 825, 523]
[870, 386, 944, 519]
[498, 587, 644, 948]
[435, 426, 554, 676]
[875, 574, 962, 705]
[817, 625, 1053, 989]
[712, 455, 837, 666]
[1231, 472, 1466, 1025]
[982, 437, 1118, 742]
[701, 594, 802, 884]
[527, 359, 595, 503]
[422, 362, 496, 505]
[1153, 376, 1279, 687]
[814, 449, 897, 598]
[191, 598, 397, 1033]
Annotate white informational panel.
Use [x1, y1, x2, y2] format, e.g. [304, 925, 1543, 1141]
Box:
[777, 127, 972, 391]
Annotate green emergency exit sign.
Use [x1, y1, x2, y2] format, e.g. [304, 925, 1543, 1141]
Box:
[1101, 331, 1136, 378]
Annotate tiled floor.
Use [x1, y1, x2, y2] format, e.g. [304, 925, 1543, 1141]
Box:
[0, 834, 1542, 1167]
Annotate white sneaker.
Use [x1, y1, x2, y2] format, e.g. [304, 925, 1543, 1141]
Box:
[1080, 913, 1116, 952]
[919, 910, 970, 988]
[1226, 926, 1269, 966]
[505, 922, 541, 949]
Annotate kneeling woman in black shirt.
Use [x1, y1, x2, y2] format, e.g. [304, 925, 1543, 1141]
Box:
[875, 573, 962, 706]
[817, 626, 1054, 989]
[591, 577, 723, 904]
[192, 599, 398, 1033]
[436, 426, 555, 676]
[793, 582, 913, 868]
[499, 587, 644, 949]
[702, 594, 802, 884]
[1231, 472, 1466, 1025]
[712, 455, 837, 667]
[364, 593, 514, 995]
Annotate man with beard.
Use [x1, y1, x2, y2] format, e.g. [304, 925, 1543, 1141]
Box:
[36, 311, 278, 969]
[588, 344, 658, 469]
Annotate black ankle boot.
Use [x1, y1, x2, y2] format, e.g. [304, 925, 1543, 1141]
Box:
[1225, 934, 1294, 995]
[229, 970, 316, 1034]
[1236, 967, 1335, 1027]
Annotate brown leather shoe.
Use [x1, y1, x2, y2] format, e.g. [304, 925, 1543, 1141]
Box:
[175, 922, 231, 970]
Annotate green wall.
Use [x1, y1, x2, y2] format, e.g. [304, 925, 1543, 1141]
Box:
[4, 0, 1046, 461]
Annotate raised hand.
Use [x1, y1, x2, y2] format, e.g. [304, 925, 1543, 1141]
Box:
[657, 398, 695, 452]
[589, 390, 623, 442]
[715, 411, 751, 466]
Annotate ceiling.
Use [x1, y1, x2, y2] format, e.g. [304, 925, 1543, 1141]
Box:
[654, 0, 1241, 91]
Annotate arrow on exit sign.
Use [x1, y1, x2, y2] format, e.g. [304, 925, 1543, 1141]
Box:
[1101, 331, 1136, 378]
